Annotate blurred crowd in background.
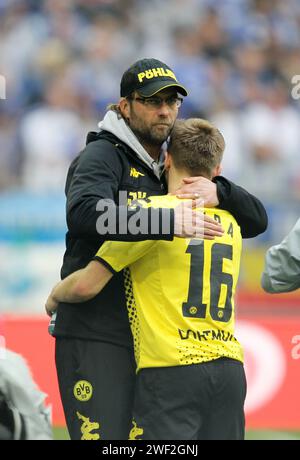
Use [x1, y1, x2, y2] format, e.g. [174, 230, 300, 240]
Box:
[0, 0, 300, 312]
[0, 0, 299, 199]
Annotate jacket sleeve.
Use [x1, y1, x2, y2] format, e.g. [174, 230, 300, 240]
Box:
[66, 140, 174, 242]
[261, 218, 300, 293]
[213, 176, 268, 238]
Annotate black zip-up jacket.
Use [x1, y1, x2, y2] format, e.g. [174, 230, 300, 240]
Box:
[54, 130, 268, 346]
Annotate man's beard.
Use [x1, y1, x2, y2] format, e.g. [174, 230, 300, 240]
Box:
[128, 109, 173, 147]
[131, 123, 173, 147]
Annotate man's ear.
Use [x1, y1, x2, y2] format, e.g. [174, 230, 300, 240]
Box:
[119, 97, 130, 120]
[212, 164, 222, 178]
[164, 151, 171, 171]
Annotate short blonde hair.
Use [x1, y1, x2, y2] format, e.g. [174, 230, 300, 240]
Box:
[169, 118, 225, 178]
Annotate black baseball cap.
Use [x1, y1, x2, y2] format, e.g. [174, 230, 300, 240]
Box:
[120, 58, 188, 98]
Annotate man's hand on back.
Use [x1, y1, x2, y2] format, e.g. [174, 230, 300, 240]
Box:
[175, 176, 219, 207]
[174, 198, 223, 240]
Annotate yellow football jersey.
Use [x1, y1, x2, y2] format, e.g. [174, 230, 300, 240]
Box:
[96, 195, 243, 371]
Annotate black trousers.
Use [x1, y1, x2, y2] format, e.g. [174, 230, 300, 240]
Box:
[133, 358, 247, 440]
[55, 338, 136, 440]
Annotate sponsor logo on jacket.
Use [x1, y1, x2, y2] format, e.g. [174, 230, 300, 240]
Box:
[130, 167, 145, 178]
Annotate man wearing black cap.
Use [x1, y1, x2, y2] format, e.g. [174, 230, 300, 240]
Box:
[50, 58, 267, 440]
[120, 58, 188, 98]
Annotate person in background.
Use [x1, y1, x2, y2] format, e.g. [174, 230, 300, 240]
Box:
[0, 349, 52, 440]
[261, 218, 300, 293]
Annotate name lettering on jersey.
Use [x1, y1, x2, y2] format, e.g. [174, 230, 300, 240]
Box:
[127, 191, 147, 206]
[130, 167, 145, 178]
[137, 68, 177, 83]
[227, 222, 234, 238]
[211, 213, 234, 238]
[178, 328, 237, 343]
[214, 214, 221, 224]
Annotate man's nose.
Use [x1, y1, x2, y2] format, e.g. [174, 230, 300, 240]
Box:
[157, 101, 171, 116]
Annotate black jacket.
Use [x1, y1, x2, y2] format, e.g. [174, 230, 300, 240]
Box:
[54, 130, 268, 345]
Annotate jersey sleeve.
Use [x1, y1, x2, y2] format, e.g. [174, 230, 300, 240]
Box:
[94, 239, 157, 273]
[213, 176, 268, 238]
[261, 218, 300, 293]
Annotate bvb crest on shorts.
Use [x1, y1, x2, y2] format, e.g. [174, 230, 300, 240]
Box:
[73, 380, 93, 402]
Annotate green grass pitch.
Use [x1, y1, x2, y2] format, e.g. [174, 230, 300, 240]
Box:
[52, 427, 300, 441]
